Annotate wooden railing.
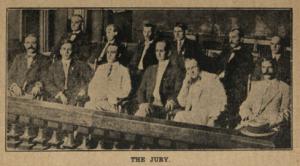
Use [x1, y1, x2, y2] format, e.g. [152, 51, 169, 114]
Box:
[6, 96, 276, 151]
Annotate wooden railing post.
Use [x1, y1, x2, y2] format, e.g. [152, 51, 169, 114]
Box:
[18, 116, 35, 150]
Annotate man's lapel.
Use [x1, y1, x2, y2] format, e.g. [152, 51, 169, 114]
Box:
[259, 80, 280, 111]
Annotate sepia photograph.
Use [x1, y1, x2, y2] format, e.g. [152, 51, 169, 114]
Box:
[6, 8, 292, 151]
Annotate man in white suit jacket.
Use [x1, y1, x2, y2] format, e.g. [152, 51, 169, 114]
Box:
[85, 44, 131, 112]
[238, 59, 290, 129]
[174, 58, 227, 127]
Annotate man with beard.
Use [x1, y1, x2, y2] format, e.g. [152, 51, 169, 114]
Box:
[88, 24, 127, 70]
[45, 40, 92, 106]
[129, 23, 158, 95]
[237, 59, 290, 146]
[53, 15, 90, 62]
[217, 28, 254, 128]
[174, 58, 227, 127]
[8, 34, 51, 98]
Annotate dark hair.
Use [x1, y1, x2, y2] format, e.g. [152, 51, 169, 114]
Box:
[107, 24, 120, 33]
[71, 14, 84, 23]
[155, 39, 170, 54]
[60, 39, 73, 49]
[174, 22, 188, 31]
[143, 23, 156, 32]
[230, 28, 244, 38]
[23, 33, 39, 51]
[261, 57, 278, 74]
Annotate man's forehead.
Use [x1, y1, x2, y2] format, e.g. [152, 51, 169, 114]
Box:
[156, 42, 166, 48]
[106, 26, 114, 31]
[262, 60, 272, 67]
[25, 36, 37, 42]
[107, 45, 118, 51]
[174, 26, 184, 31]
[71, 16, 82, 22]
[185, 60, 198, 67]
[271, 36, 281, 44]
[143, 26, 152, 31]
[229, 30, 239, 36]
[62, 43, 72, 48]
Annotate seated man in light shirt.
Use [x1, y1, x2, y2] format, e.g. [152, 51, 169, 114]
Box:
[135, 40, 184, 119]
[237, 58, 290, 130]
[173, 58, 227, 127]
[85, 44, 132, 112]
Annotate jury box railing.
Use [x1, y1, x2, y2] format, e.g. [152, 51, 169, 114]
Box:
[6, 96, 275, 151]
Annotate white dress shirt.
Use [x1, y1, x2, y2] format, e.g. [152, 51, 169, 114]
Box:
[85, 62, 131, 111]
[26, 53, 37, 69]
[70, 30, 81, 41]
[152, 60, 169, 106]
[61, 59, 71, 90]
[138, 40, 153, 70]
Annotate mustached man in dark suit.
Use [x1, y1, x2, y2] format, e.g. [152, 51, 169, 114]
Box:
[53, 14, 90, 62]
[45, 40, 92, 106]
[216, 28, 254, 128]
[128, 22, 158, 96]
[88, 24, 128, 70]
[135, 40, 184, 119]
[8, 34, 51, 99]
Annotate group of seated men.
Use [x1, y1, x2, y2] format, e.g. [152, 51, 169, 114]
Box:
[8, 14, 291, 135]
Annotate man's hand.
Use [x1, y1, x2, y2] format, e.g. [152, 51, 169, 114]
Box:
[165, 99, 176, 112]
[55, 91, 68, 105]
[135, 103, 151, 117]
[9, 83, 22, 96]
[31, 86, 41, 97]
[77, 89, 86, 97]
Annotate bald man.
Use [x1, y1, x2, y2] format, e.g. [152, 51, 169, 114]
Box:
[53, 15, 90, 62]
[174, 58, 227, 127]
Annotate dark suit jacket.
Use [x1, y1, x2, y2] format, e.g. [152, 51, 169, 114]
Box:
[275, 53, 291, 85]
[129, 41, 157, 72]
[8, 53, 51, 93]
[45, 59, 93, 105]
[169, 38, 199, 71]
[88, 41, 128, 67]
[219, 46, 254, 109]
[137, 62, 184, 106]
[53, 31, 90, 62]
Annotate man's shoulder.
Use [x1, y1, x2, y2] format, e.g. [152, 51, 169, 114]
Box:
[278, 80, 290, 92]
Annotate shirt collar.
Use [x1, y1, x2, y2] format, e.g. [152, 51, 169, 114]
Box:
[272, 53, 281, 61]
[72, 30, 81, 34]
[62, 59, 71, 64]
[158, 59, 169, 66]
[26, 53, 37, 58]
[232, 46, 241, 51]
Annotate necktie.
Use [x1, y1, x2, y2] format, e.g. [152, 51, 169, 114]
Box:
[107, 64, 113, 77]
[177, 40, 182, 53]
[27, 56, 34, 69]
[63, 62, 69, 90]
[138, 42, 151, 70]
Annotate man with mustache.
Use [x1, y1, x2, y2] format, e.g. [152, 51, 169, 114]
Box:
[237, 59, 290, 144]
[8, 34, 51, 98]
[217, 28, 254, 128]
